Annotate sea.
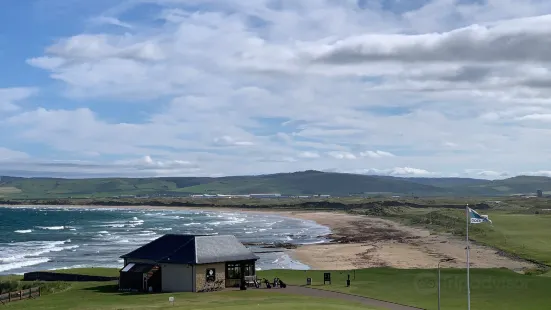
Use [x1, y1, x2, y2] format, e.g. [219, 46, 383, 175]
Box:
[0, 206, 331, 275]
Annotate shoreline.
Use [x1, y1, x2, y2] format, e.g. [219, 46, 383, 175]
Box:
[1, 204, 538, 271]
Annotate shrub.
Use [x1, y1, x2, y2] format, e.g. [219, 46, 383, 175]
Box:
[0, 280, 19, 294]
[0, 280, 71, 295]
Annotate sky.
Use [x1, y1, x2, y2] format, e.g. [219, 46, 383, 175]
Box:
[2, 0, 551, 179]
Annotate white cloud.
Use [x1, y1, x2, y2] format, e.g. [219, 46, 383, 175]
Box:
[443, 142, 459, 148]
[517, 114, 551, 121]
[0, 88, 36, 112]
[523, 170, 551, 177]
[90, 16, 133, 29]
[0, 148, 29, 160]
[360, 150, 395, 158]
[0, 156, 200, 178]
[298, 151, 320, 159]
[9, 0, 551, 178]
[213, 136, 254, 146]
[118, 155, 194, 170]
[308, 15, 551, 64]
[353, 167, 433, 176]
[328, 151, 357, 160]
[45, 34, 165, 62]
[27, 57, 66, 70]
[464, 169, 509, 178]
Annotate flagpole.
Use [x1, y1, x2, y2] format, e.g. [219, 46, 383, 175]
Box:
[466, 204, 471, 310]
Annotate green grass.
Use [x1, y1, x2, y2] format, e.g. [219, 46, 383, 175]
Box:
[0, 187, 21, 194]
[392, 208, 551, 265]
[51, 267, 119, 277]
[5, 268, 551, 310]
[3, 281, 375, 310]
[260, 268, 551, 310]
[470, 212, 551, 265]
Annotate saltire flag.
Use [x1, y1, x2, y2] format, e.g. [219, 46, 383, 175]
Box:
[468, 207, 492, 224]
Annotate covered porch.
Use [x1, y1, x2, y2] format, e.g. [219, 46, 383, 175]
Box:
[119, 263, 162, 292]
[225, 260, 256, 288]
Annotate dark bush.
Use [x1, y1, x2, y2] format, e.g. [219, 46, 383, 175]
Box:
[0, 280, 19, 294]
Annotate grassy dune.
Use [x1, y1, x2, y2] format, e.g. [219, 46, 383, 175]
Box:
[472, 212, 551, 265]
[388, 208, 551, 266]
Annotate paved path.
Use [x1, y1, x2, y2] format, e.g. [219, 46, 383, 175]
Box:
[270, 286, 424, 310]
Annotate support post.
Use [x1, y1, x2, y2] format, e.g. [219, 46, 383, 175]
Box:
[466, 205, 471, 310]
[438, 262, 441, 310]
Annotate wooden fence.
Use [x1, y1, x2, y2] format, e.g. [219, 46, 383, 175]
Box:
[0, 287, 40, 305]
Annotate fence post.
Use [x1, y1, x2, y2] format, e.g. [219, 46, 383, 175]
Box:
[8, 292, 11, 302]
[39, 286, 41, 297]
[20, 290, 22, 300]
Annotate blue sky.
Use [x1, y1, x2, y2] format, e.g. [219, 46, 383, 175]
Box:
[2, 0, 551, 178]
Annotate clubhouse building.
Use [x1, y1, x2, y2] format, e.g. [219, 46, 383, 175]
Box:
[118, 234, 258, 292]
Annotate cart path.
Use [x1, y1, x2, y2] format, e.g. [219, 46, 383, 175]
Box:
[269, 286, 424, 310]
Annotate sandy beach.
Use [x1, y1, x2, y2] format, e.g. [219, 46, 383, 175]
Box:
[3, 205, 537, 271]
[284, 212, 537, 271]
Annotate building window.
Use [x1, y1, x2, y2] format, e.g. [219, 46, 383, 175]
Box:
[226, 263, 241, 279]
[226, 262, 255, 279]
[244, 263, 255, 276]
[206, 268, 215, 282]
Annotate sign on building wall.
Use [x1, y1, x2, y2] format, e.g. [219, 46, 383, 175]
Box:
[206, 268, 216, 282]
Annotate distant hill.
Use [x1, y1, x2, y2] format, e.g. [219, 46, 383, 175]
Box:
[450, 175, 551, 196]
[0, 171, 548, 198]
[399, 177, 489, 188]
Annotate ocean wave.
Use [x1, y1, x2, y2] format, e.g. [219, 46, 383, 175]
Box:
[100, 224, 126, 228]
[0, 257, 50, 273]
[129, 217, 144, 224]
[300, 240, 328, 245]
[14, 229, 32, 234]
[152, 227, 172, 231]
[1, 207, 330, 274]
[136, 230, 156, 236]
[35, 226, 67, 230]
[0, 240, 75, 264]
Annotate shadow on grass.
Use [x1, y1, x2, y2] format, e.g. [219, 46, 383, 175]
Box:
[83, 284, 153, 296]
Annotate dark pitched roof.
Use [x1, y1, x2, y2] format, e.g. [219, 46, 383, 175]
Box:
[120, 234, 258, 264]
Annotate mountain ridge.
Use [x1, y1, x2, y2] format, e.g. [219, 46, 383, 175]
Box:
[0, 171, 548, 198]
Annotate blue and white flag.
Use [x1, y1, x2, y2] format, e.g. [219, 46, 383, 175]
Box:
[468, 207, 492, 224]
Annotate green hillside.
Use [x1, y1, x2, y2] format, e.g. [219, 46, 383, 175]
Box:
[399, 177, 489, 188]
[453, 176, 551, 196]
[0, 172, 548, 199]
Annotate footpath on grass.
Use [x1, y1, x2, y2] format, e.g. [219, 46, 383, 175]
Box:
[271, 286, 423, 310]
